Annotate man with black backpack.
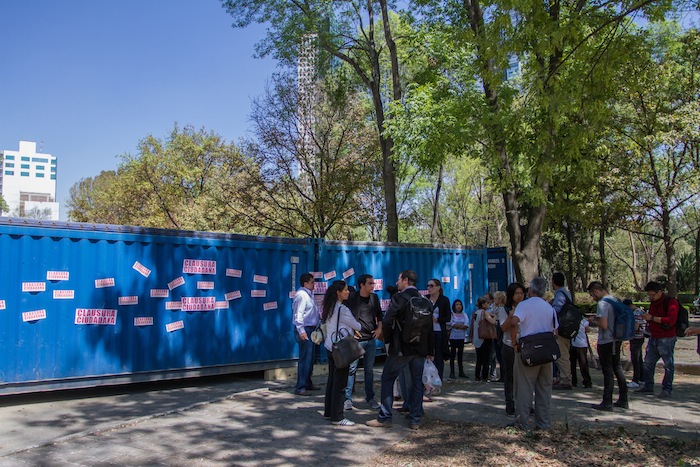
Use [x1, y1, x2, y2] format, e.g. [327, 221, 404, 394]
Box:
[366, 270, 434, 431]
[637, 281, 678, 398]
[587, 281, 629, 412]
[552, 273, 575, 390]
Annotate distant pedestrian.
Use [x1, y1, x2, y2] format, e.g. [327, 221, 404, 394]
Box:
[637, 281, 678, 398]
[292, 273, 320, 396]
[552, 272, 573, 390]
[426, 278, 451, 381]
[448, 299, 469, 379]
[495, 286, 522, 415]
[569, 317, 592, 388]
[471, 296, 496, 382]
[509, 277, 558, 430]
[322, 280, 361, 426]
[587, 281, 628, 411]
[624, 299, 646, 389]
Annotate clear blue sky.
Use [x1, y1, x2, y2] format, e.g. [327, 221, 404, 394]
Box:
[0, 1, 277, 220]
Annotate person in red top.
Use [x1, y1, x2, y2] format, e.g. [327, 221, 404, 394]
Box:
[636, 281, 678, 398]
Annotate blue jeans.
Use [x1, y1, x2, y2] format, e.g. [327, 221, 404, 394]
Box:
[345, 339, 377, 403]
[294, 326, 317, 393]
[378, 354, 425, 425]
[642, 337, 676, 393]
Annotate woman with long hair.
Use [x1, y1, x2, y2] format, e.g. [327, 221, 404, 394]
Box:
[322, 280, 361, 426]
[497, 282, 526, 415]
[426, 278, 451, 381]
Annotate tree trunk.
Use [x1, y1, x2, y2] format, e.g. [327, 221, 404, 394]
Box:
[599, 226, 608, 289]
[695, 226, 700, 296]
[566, 220, 575, 293]
[662, 209, 678, 297]
[431, 163, 444, 242]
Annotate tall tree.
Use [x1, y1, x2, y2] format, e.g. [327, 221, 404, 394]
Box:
[612, 25, 700, 296]
[220, 73, 379, 238]
[221, 0, 408, 241]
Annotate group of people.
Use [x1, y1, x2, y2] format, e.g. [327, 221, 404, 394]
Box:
[291, 268, 686, 431]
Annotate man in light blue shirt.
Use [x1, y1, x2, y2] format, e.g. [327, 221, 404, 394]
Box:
[292, 272, 320, 396]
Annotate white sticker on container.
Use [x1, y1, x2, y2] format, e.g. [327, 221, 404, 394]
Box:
[53, 290, 75, 300]
[47, 271, 69, 281]
[151, 289, 169, 298]
[324, 271, 337, 281]
[95, 278, 115, 288]
[251, 290, 267, 298]
[134, 317, 154, 327]
[253, 275, 269, 284]
[118, 296, 138, 305]
[0, 300, 5, 310]
[197, 281, 215, 290]
[226, 268, 242, 278]
[342, 268, 355, 279]
[181, 297, 216, 311]
[165, 301, 182, 310]
[22, 282, 46, 292]
[168, 276, 185, 290]
[225, 291, 242, 301]
[133, 261, 152, 278]
[182, 259, 216, 275]
[263, 301, 278, 311]
[74, 308, 117, 325]
[166, 320, 184, 332]
[22, 309, 47, 322]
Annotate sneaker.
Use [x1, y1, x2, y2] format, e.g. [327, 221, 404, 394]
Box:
[408, 423, 420, 430]
[294, 389, 312, 396]
[366, 419, 392, 428]
[332, 418, 355, 426]
[636, 387, 655, 394]
[552, 383, 573, 390]
[343, 400, 353, 411]
[367, 399, 380, 410]
[627, 381, 640, 389]
[658, 390, 672, 398]
[396, 407, 410, 413]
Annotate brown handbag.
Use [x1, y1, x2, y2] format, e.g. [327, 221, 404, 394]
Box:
[478, 312, 498, 340]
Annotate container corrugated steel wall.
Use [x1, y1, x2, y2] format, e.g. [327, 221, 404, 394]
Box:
[317, 240, 488, 317]
[0, 219, 490, 394]
[0, 218, 311, 394]
[487, 247, 514, 293]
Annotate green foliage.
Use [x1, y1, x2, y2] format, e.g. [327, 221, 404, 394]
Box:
[0, 195, 8, 215]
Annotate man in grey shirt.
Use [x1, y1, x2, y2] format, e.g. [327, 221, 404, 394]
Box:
[587, 281, 628, 411]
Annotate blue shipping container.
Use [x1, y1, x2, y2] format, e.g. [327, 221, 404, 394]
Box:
[0, 218, 490, 394]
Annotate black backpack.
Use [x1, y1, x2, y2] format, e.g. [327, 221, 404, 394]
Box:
[557, 294, 583, 339]
[663, 296, 689, 338]
[400, 294, 434, 345]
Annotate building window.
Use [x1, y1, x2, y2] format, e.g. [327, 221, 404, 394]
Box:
[32, 157, 49, 163]
[21, 156, 30, 162]
[20, 172, 29, 177]
[50, 174, 56, 180]
[4, 170, 14, 176]
[36, 173, 45, 178]
[5, 163, 14, 168]
[21, 164, 30, 169]
[51, 159, 57, 165]
[5, 155, 14, 160]
[51, 166, 56, 173]
[36, 165, 45, 171]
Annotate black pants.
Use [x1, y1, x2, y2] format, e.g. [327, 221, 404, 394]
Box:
[434, 331, 446, 380]
[324, 350, 350, 422]
[629, 338, 645, 383]
[475, 340, 493, 380]
[597, 341, 628, 405]
[502, 344, 515, 413]
[570, 346, 592, 387]
[449, 339, 465, 375]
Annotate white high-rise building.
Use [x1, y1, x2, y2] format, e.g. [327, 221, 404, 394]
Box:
[0, 141, 59, 220]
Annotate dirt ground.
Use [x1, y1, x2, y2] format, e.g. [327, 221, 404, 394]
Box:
[367, 329, 700, 466]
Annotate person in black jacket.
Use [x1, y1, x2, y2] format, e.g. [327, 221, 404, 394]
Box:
[426, 278, 451, 381]
[366, 270, 434, 431]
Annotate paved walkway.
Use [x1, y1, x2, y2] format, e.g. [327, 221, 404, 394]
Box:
[0, 352, 698, 466]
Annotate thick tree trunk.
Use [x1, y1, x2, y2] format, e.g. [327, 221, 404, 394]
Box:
[599, 226, 608, 289]
[695, 227, 700, 296]
[662, 209, 678, 297]
[566, 220, 575, 293]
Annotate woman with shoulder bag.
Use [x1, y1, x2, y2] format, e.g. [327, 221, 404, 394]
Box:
[322, 280, 361, 426]
[472, 296, 497, 382]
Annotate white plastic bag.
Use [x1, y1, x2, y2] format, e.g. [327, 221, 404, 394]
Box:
[422, 359, 442, 395]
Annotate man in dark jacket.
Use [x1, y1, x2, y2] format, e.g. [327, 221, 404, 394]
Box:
[637, 281, 678, 398]
[366, 270, 434, 430]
